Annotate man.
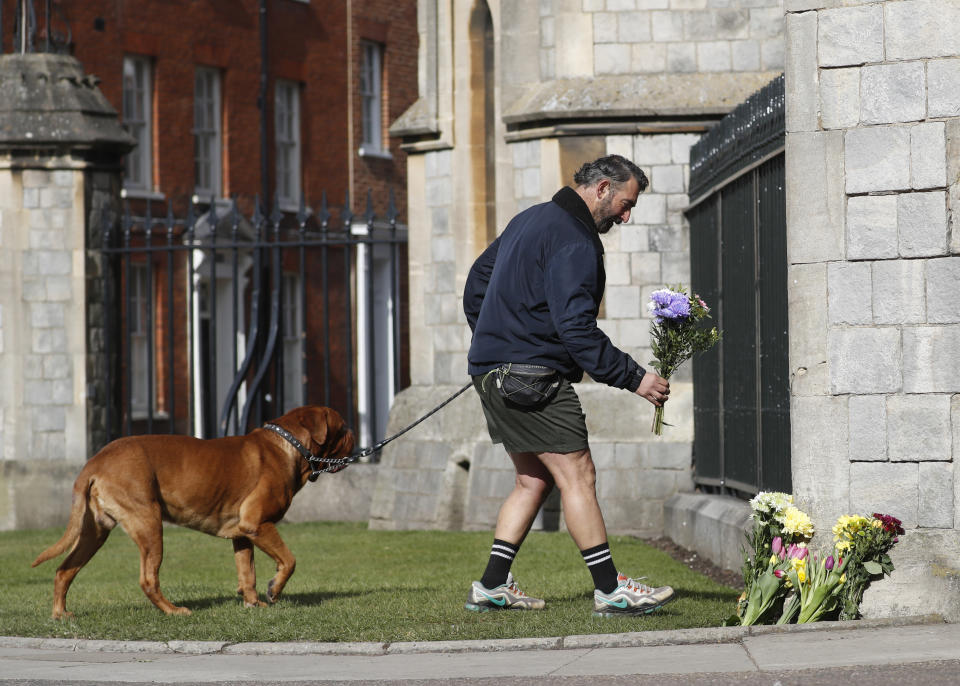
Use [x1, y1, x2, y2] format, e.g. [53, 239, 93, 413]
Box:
[462, 154, 674, 617]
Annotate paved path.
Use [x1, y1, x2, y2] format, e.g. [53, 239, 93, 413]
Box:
[1, 616, 957, 685]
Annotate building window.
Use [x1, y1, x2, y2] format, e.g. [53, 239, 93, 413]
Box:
[281, 272, 303, 411]
[123, 56, 153, 191]
[194, 68, 222, 198]
[274, 80, 301, 207]
[129, 263, 151, 416]
[359, 41, 385, 156]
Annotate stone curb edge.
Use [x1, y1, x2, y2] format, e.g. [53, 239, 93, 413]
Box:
[0, 614, 944, 657]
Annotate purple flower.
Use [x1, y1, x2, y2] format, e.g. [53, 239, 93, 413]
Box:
[772, 536, 783, 557]
[649, 289, 691, 322]
[825, 555, 834, 571]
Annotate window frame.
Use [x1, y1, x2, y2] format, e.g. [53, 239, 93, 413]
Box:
[194, 67, 223, 199]
[274, 79, 302, 208]
[359, 40, 389, 158]
[122, 55, 154, 193]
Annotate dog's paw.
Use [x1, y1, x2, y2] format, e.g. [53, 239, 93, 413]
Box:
[168, 606, 192, 616]
[244, 600, 267, 608]
[51, 610, 74, 620]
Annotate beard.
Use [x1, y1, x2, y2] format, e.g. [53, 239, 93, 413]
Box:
[593, 195, 619, 234]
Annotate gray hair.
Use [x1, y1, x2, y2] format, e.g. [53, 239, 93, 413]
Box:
[573, 154, 649, 193]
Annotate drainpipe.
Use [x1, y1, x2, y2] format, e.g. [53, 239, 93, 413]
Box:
[259, 0, 269, 205]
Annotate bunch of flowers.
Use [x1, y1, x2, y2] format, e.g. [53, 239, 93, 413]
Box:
[833, 512, 904, 619]
[646, 286, 720, 435]
[731, 501, 905, 625]
[736, 492, 815, 624]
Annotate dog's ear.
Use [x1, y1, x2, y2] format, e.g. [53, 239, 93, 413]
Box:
[297, 406, 329, 450]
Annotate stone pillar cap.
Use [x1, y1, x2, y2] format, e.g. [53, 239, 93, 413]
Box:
[0, 53, 135, 155]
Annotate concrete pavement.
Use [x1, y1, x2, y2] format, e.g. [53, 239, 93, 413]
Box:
[1, 615, 958, 684]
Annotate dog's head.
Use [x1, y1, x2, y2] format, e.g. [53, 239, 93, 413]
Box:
[276, 405, 355, 479]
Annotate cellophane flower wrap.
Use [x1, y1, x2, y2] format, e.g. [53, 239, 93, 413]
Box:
[735, 492, 815, 625]
[647, 286, 720, 435]
[833, 513, 903, 619]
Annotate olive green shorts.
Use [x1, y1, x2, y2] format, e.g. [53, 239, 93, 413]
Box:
[472, 374, 588, 454]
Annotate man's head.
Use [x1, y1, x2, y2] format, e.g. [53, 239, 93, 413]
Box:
[573, 155, 649, 234]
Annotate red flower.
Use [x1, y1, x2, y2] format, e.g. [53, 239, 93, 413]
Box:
[872, 513, 905, 535]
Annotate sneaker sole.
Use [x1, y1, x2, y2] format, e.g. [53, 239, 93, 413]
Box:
[465, 601, 495, 612]
[592, 594, 675, 618]
[464, 601, 544, 612]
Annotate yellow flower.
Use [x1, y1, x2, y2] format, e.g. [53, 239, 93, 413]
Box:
[770, 554, 779, 565]
[780, 506, 815, 537]
[838, 573, 846, 585]
[872, 520, 883, 528]
[790, 557, 805, 573]
[798, 569, 806, 584]
[835, 541, 851, 554]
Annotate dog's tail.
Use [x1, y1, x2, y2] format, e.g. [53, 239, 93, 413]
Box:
[32, 474, 93, 568]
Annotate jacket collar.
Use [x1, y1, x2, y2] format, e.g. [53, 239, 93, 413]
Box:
[552, 186, 604, 253]
[552, 186, 597, 232]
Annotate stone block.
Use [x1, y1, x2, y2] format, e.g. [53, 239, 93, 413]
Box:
[827, 261, 871, 324]
[785, 11, 818, 132]
[918, 462, 954, 528]
[635, 134, 674, 166]
[660, 251, 689, 282]
[818, 5, 883, 67]
[911, 122, 947, 190]
[605, 285, 641, 318]
[752, 33, 779, 70]
[955, 396, 960, 525]
[791, 395, 850, 526]
[860, 62, 925, 125]
[850, 462, 919, 528]
[634, 192, 667, 224]
[828, 327, 901, 394]
[928, 59, 960, 118]
[749, 7, 782, 39]
[819, 66, 859, 129]
[884, 0, 960, 61]
[848, 394, 887, 462]
[887, 394, 952, 462]
[666, 43, 697, 73]
[648, 223, 687, 251]
[787, 263, 829, 395]
[859, 530, 960, 622]
[845, 126, 911, 194]
[651, 11, 683, 42]
[871, 259, 925, 324]
[617, 12, 652, 42]
[785, 131, 844, 262]
[898, 191, 947, 258]
[903, 326, 960, 392]
[650, 165, 684, 194]
[595, 44, 632, 74]
[641, 441, 691, 470]
[732, 40, 761, 72]
[631, 43, 666, 73]
[926, 257, 960, 323]
[619, 224, 649, 252]
[630, 251, 661, 283]
[846, 194, 898, 260]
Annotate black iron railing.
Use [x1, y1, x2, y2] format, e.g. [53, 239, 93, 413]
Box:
[95, 191, 408, 452]
[686, 75, 789, 496]
[3, 0, 71, 54]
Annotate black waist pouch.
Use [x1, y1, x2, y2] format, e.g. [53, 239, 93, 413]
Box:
[486, 363, 561, 408]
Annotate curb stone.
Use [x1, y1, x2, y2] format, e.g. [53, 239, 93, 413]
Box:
[0, 614, 945, 657]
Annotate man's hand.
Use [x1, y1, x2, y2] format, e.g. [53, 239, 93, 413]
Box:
[635, 372, 670, 407]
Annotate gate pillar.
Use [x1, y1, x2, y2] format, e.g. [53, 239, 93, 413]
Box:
[0, 53, 133, 530]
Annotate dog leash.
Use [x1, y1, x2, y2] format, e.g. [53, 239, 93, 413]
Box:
[265, 380, 474, 481]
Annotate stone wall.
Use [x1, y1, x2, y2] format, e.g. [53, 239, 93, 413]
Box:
[378, 0, 785, 534]
[785, 0, 960, 620]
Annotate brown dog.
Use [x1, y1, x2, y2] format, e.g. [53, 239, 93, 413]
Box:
[33, 405, 354, 619]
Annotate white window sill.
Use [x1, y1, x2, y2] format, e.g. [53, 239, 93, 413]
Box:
[122, 188, 167, 202]
[358, 146, 393, 160]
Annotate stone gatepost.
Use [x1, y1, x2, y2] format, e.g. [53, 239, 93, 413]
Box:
[0, 53, 133, 530]
[785, 0, 960, 621]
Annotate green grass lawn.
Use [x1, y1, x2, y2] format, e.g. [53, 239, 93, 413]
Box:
[1, 522, 739, 643]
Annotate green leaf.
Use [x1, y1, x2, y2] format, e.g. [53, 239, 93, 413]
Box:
[863, 560, 883, 575]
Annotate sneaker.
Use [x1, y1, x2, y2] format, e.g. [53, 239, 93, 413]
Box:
[464, 573, 545, 612]
[593, 572, 675, 617]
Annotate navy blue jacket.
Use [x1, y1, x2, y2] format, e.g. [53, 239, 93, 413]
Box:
[464, 187, 645, 392]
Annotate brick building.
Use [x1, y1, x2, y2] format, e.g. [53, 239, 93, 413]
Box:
[0, 0, 418, 447]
